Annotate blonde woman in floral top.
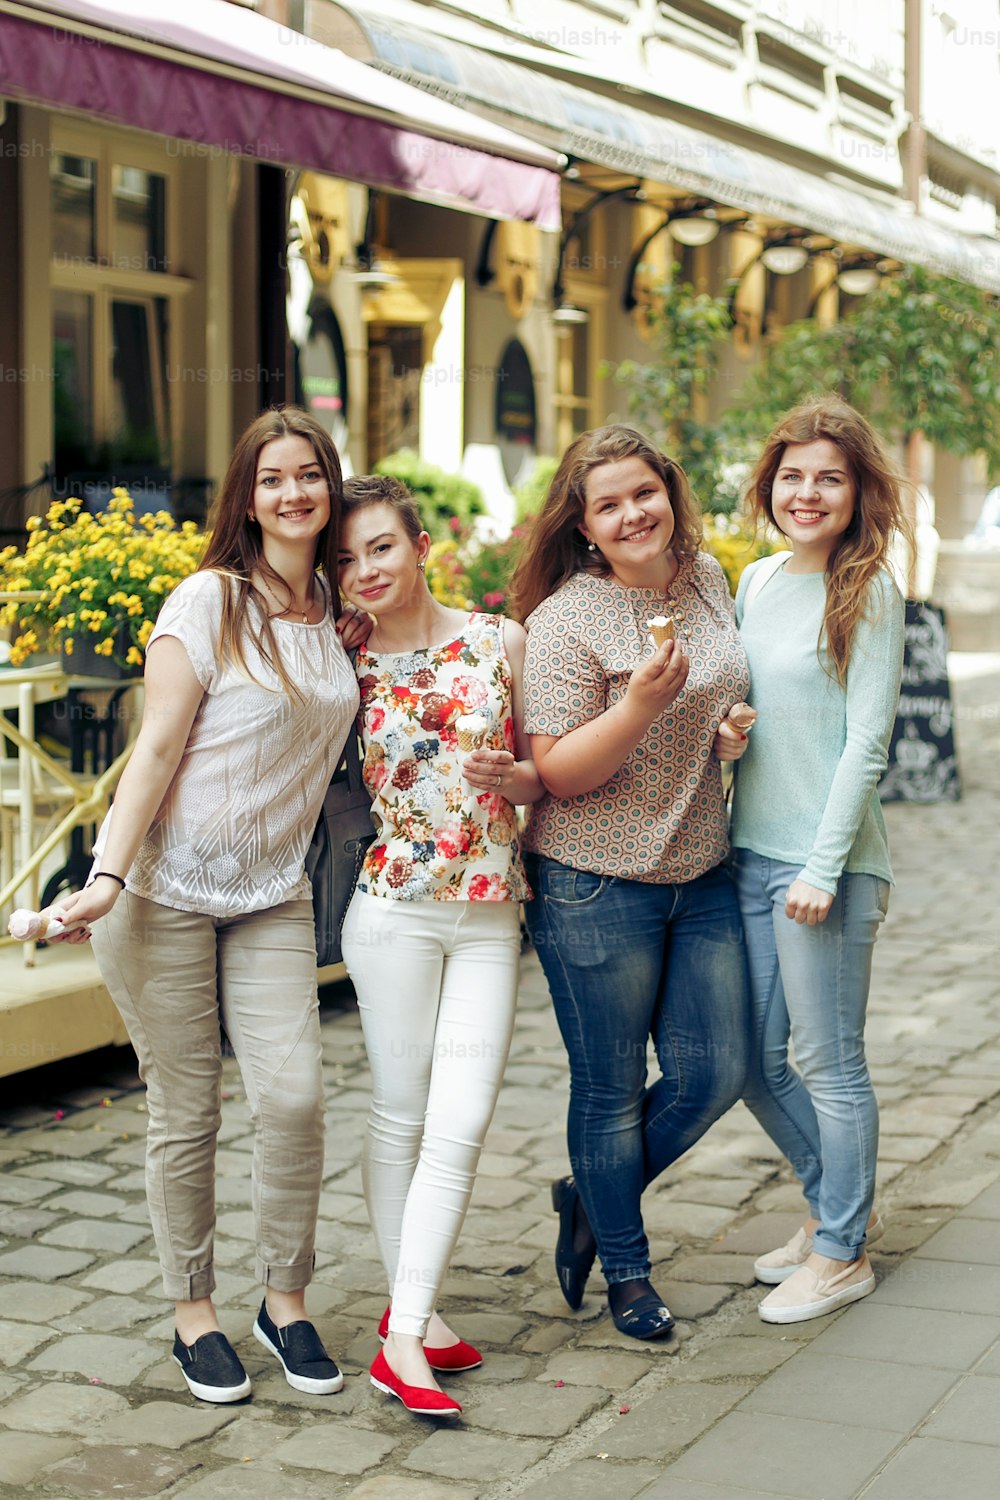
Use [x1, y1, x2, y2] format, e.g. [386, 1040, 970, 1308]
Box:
[509, 425, 751, 1342]
[338, 475, 542, 1418]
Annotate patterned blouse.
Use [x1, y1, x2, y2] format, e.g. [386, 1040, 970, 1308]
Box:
[522, 555, 749, 884]
[354, 612, 530, 902]
[94, 570, 359, 916]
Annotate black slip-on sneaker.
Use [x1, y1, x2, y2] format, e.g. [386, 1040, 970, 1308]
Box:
[172, 1329, 252, 1403]
[253, 1300, 344, 1394]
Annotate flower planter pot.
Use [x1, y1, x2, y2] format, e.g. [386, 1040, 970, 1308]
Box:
[61, 622, 142, 680]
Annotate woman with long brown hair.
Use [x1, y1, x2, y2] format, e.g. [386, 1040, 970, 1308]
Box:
[58, 407, 362, 1401]
[509, 424, 751, 1341]
[732, 395, 906, 1324]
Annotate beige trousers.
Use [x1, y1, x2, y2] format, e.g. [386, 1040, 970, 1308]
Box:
[93, 892, 325, 1300]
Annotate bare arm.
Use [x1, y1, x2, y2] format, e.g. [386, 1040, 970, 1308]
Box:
[56, 637, 206, 930]
[530, 640, 690, 799]
[462, 619, 545, 805]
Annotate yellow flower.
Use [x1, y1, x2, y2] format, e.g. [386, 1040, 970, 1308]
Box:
[0, 488, 208, 667]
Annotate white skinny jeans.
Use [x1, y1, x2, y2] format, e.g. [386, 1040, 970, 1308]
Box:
[341, 891, 520, 1338]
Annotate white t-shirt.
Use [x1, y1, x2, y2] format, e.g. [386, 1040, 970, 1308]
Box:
[95, 569, 360, 916]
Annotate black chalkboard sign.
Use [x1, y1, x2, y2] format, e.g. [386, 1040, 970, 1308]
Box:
[879, 601, 960, 803]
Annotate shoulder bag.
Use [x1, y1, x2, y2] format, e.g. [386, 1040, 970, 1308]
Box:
[306, 728, 375, 967]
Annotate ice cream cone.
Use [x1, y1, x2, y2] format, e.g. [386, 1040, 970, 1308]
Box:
[455, 713, 490, 753]
[8, 907, 66, 941]
[727, 702, 757, 732]
[647, 615, 675, 648]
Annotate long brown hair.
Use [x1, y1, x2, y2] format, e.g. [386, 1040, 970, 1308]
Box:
[746, 395, 910, 684]
[199, 406, 343, 696]
[509, 425, 703, 622]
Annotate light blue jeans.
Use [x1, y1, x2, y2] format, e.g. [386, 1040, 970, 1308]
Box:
[735, 850, 889, 1262]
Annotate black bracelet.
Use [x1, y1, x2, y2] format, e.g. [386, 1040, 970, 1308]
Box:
[91, 871, 126, 890]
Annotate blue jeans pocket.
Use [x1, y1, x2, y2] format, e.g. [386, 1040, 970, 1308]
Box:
[537, 864, 614, 968]
[544, 867, 611, 906]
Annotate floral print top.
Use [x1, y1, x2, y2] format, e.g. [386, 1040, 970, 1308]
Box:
[354, 613, 530, 903]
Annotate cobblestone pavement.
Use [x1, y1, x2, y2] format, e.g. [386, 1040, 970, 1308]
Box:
[0, 660, 998, 1500]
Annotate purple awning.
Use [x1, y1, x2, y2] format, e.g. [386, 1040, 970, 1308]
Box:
[0, 1, 562, 229]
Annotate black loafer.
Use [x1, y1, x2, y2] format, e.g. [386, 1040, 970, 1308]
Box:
[172, 1330, 252, 1403]
[253, 1300, 344, 1394]
[609, 1291, 675, 1341]
[551, 1176, 597, 1311]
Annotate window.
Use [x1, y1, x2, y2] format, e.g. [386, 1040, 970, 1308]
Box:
[48, 125, 185, 488]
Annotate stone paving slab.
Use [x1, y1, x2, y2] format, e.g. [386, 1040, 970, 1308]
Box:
[739, 1349, 959, 1431]
[858, 1436, 1000, 1500]
[662, 1409, 901, 1499]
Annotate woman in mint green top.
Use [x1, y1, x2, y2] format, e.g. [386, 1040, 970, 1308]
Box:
[725, 396, 907, 1327]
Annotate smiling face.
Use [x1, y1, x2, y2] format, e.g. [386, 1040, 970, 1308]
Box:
[338, 502, 430, 616]
[769, 438, 856, 568]
[252, 434, 331, 554]
[579, 457, 676, 586]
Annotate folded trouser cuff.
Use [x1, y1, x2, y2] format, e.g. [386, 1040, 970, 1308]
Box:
[256, 1252, 315, 1291]
[161, 1264, 216, 1302]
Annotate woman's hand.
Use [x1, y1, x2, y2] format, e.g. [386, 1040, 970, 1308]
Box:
[785, 878, 834, 926]
[54, 876, 124, 938]
[462, 747, 516, 795]
[624, 640, 690, 723]
[336, 606, 373, 651]
[714, 720, 750, 762]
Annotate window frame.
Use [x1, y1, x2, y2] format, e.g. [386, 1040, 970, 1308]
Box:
[48, 120, 190, 474]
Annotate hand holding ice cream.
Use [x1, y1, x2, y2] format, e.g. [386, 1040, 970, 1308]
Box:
[714, 701, 757, 763]
[725, 701, 758, 733]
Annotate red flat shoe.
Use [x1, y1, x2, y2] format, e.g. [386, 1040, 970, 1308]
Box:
[377, 1307, 483, 1372]
[369, 1349, 461, 1416]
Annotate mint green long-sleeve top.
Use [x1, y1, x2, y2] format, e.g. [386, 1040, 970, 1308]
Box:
[731, 559, 905, 894]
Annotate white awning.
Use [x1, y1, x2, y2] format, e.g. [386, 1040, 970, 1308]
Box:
[319, 1, 1000, 294]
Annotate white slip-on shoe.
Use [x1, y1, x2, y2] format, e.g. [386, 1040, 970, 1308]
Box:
[753, 1213, 884, 1285]
[757, 1253, 875, 1324]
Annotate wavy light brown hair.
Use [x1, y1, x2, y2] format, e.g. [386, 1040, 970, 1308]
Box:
[746, 395, 910, 684]
[509, 425, 703, 623]
[199, 406, 342, 697]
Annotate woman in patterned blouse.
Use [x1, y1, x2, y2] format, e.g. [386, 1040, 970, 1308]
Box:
[509, 425, 751, 1340]
[337, 475, 543, 1417]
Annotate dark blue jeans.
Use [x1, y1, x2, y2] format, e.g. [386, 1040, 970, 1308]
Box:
[525, 854, 749, 1284]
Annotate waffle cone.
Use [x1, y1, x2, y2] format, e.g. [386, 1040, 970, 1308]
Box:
[648, 617, 675, 647]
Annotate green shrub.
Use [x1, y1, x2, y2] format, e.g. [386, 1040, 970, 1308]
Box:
[373, 450, 485, 540]
[512, 456, 559, 526]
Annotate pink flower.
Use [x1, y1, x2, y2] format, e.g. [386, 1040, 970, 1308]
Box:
[468, 873, 504, 900]
[434, 826, 461, 860]
[452, 675, 489, 710]
[367, 706, 386, 733]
